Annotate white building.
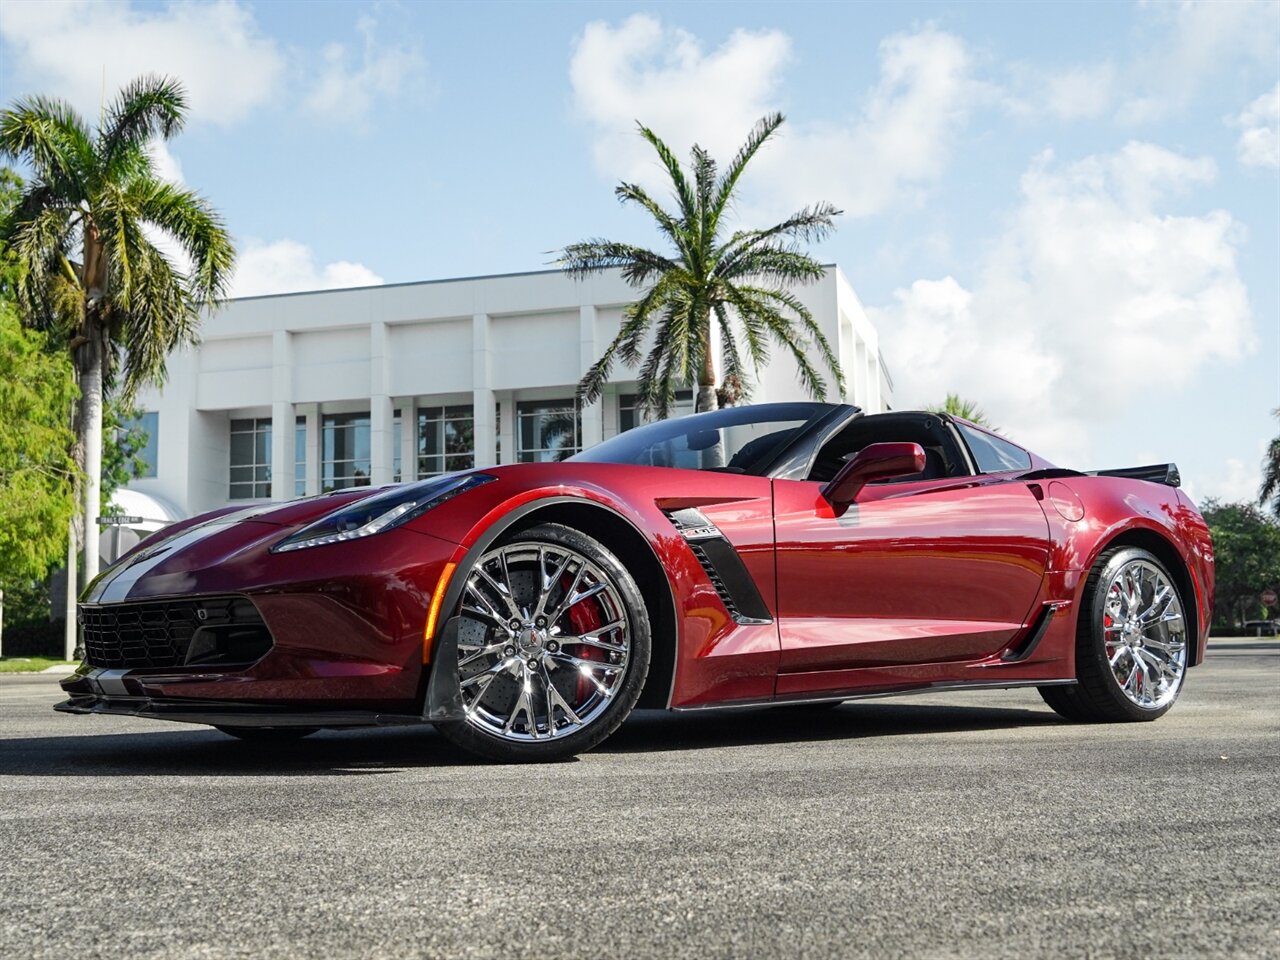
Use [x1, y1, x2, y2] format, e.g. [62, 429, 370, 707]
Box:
[113, 264, 892, 553]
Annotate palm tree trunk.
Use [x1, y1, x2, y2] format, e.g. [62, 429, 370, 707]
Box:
[697, 324, 723, 468]
[79, 228, 107, 590]
[63, 518, 78, 660]
[79, 330, 104, 587]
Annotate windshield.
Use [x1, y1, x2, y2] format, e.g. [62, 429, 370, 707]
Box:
[571, 402, 833, 475]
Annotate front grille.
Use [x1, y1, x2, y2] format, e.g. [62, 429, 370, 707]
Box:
[80, 596, 270, 669]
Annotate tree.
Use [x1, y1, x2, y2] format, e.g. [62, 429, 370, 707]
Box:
[1, 75, 235, 586]
[560, 113, 846, 425]
[927, 393, 993, 428]
[0, 304, 76, 586]
[1200, 500, 1280, 629]
[1260, 407, 1280, 519]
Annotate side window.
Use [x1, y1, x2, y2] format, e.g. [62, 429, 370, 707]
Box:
[957, 423, 1031, 473]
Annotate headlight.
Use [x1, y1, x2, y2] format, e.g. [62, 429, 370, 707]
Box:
[272, 473, 495, 553]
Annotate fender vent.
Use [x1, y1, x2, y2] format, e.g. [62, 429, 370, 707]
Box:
[663, 508, 772, 625]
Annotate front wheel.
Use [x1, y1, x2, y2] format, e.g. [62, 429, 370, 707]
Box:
[1040, 546, 1189, 723]
[433, 523, 651, 762]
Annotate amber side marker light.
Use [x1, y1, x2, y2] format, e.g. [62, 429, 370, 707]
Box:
[423, 561, 458, 663]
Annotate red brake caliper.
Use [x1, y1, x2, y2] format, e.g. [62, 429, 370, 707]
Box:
[563, 573, 603, 704]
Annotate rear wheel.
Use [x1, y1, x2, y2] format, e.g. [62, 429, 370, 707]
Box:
[216, 726, 319, 741]
[1040, 546, 1189, 722]
[433, 523, 651, 762]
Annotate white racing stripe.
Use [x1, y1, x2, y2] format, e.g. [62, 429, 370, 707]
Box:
[87, 522, 237, 604]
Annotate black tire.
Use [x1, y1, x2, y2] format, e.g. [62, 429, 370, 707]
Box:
[433, 523, 651, 762]
[1039, 546, 1188, 723]
[216, 726, 320, 741]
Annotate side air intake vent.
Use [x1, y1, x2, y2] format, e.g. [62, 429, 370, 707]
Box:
[663, 508, 772, 624]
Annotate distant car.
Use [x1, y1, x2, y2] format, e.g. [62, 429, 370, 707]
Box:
[1241, 620, 1279, 637]
[58, 403, 1215, 762]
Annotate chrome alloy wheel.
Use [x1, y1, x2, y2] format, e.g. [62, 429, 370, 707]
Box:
[454, 542, 632, 742]
[1101, 558, 1187, 710]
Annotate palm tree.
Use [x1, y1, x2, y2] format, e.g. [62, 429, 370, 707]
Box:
[927, 393, 993, 428]
[1, 75, 234, 586]
[560, 113, 846, 422]
[1261, 407, 1280, 518]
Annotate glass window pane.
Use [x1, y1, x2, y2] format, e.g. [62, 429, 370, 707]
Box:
[255, 424, 271, 464]
[230, 430, 254, 466]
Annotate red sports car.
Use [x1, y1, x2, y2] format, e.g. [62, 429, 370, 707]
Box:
[58, 403, 1214, 762]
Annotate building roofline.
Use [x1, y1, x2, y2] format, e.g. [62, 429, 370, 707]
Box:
[221, 263, 841, 304]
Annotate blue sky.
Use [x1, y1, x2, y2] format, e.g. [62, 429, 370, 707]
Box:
[2, 0, 1277, 502]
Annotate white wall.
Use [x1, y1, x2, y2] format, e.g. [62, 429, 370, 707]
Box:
[127, 266, 893, 520]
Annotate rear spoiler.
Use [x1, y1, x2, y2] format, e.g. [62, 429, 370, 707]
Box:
[1089, 463, 1181, 487]
[1020, 464, 1181, 488]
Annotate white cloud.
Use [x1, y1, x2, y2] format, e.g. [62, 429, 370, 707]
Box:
[870, 142, 1255, 467]
[1006, 62, 1117, 120]
[145, 141, 185, 184]
[570, 15, 792, 184]
[569, 16, 979, 220]
[1003, 1, 1278, 124]
[1118, 0, 1280, 123]
[303, 13, 426, 122]
[1184, 453, 1263, 506]
[0, 0, 283, 126]
[1231, 84, 1280, 169]
[229, 239, 383, 298]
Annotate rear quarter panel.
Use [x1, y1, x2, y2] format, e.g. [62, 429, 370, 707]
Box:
[1035, 475, 1213, 663]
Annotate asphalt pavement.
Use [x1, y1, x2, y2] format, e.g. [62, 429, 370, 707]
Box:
[1, 641, 1277, 960]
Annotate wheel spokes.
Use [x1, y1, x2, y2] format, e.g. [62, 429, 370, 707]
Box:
[1102, 559, 1187, 710]
[455, 541, 630, 742]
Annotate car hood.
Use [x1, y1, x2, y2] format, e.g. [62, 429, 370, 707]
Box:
[82, 488, 402, 605]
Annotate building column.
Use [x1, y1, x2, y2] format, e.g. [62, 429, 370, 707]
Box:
[270, 330, 294, 500]
[498, 395, 515, 465]
[867, 346, 881, 413]
[472, 312, 497, 468]
[579, 304, 602, 449]
[370, 322, 394, 485]
[304, 405, 321, 495]
[399, 396, 417, 481]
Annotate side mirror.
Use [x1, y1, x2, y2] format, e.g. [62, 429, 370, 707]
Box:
[822, 442, 927, 511]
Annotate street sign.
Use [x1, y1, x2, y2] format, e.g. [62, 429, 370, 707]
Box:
[96, 515, 144, 526]
[1262, 589, 1278, 607]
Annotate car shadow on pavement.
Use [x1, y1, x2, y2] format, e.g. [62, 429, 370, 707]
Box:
[0, 701, 1060, 776]
[599, 701, 1060, 754]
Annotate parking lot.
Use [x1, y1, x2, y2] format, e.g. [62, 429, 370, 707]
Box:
[2, 640, 1277, 959]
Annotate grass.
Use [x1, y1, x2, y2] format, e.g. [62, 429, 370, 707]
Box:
[0, 656, 77, 674]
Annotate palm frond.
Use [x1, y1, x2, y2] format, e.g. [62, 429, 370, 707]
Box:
[614, 181, 689, 260]
[558, 239, 678, 287]
[0, 96, 93, 201]
[715, 202, 842, 269]
[636, 122, 699, 228]
[711, 111, 784, 228]
[729, 283, 846, 401]
[128, 177, 235, 302]
[717, 244, 827, 286]
[99, 75, 187, 161]
[1260, 408, 1280, 516]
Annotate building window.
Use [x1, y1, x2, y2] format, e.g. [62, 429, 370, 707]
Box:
[294, 417, 306, 496]
[229, 418, 272, 499]
[322, 413, 371, 492]
[517, 400, 580, 462]
[618, 390, 694, 433]
[122, 411, 160, 478]
[417, 404, 475, 476]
